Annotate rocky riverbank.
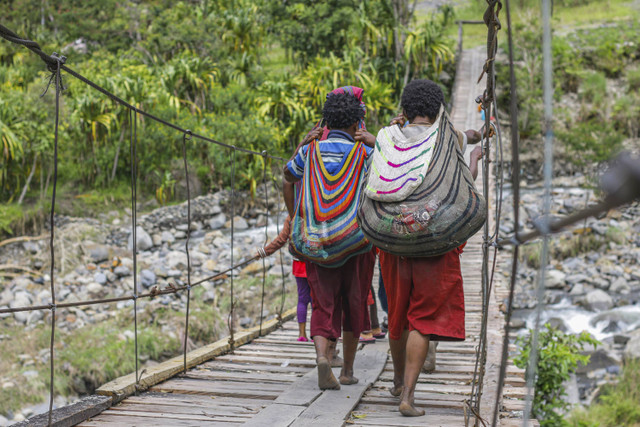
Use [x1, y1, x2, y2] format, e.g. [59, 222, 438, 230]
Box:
[498, 174, 640, 403]
[0, 185, 295, 424]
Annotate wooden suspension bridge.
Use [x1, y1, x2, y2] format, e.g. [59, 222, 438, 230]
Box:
[16, 46, 538, 427]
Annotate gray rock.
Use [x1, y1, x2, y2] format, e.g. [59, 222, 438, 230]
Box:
[114, 266, 131, 277]
[570, 283, 586, 296]
[165, 251, 188, 270]
[545, 270, 566, 289]
[128, 226, 153, 251]
[152, 233, 163, 246]
[23, 241, 39, 254]
[227, 216, 248, 230]
[174, 231, 187, 239]
[87, 244, 110, 263]
[547, 317, 569, 332]
[610, 277, 630, 294]
[140, 269, 156, 288]
[161, 231, 175, 243]
[565, 273, 589, 285]
[583, 289, 614, 311]
[107, 271, 118, 282]
[87, 282, 103, 295]
[94, 272, 107, 285]
[592, 277, 610, 290]
[208, 213, 226, 230]
[239, 317, 252, 328]
[27, 311, 43, 325]
[623, 329, 640, 361]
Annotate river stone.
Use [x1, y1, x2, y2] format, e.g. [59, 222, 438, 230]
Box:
[94, 272, 107, 285]
[86, 244, 110, 263]
[610, 277, 630, 294]
[161, 231, 175, 243]
[87, 282, 103, 295]
[592, 277, 610, 290]
[570, 283, 587, 296]
[565, 273, 589, 285]
[208, 213, 226, 230]
[545, 270, 566, 289]
[166, 251, 188, 269]
[152, 233, 162, 246]
[27, 310, 43, 325]
[128, 226, 153, 251]
[174, 231, 187, 239]
[226, 216, 248, 230]
[140, 269, 156, 288]
[114, 265, 131, 277]
[583, 289, 614, 311]
[623, 329, 640, 361]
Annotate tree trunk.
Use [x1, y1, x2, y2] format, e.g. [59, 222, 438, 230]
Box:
[18, 155, 38, 205]
[110, 128, 126, 184]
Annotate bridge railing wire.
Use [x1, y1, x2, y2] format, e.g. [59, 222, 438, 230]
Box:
[0, 24, 292, 426]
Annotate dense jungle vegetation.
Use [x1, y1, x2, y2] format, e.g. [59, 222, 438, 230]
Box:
[1, 0, 457, 236]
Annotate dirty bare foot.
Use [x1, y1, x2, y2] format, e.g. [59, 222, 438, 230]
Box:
[331, 354, 344, 367]
[339, 367, 359, 385]
[399, 388, 425, 416]
[389, 384, 403, 397]
[399, 400, 425, 417]
[422, 341, 438, 373]
[317, 357, 340, 390]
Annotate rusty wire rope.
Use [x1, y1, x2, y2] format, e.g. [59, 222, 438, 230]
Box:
[0, 24, 294, 426]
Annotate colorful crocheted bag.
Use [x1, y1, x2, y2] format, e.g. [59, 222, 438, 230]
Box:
[290, 139, 372, 267]
[357, 109, 486, 257]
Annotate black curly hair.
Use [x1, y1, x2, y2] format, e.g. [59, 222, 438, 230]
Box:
[400, 79, 444, 122]
[322, 92, 365, 130]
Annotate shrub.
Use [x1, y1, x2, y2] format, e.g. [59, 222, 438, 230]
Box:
[627, 68, 640, 92]
[579, 72, 607, 104]
[515, 325, 599, 427]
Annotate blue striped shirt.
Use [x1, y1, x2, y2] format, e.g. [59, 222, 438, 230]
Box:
[286, 130, 373, 179]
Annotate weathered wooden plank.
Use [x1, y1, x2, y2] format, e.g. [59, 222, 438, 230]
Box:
[183, 369, 299, 384]
[290, 348, 388, 426]
[242, 403, 306, 427]
[17, 395, 112, 427]
[202, 361, 308, 374]
[96, 307, 297, 403]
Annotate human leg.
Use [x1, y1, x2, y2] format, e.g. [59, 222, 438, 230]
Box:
[296, 277, 311, 340]
[389, 329, 408, 396]
[341, 250, 376, 383]
[399, 330, 429, 416]
[306, 262, 341, 390]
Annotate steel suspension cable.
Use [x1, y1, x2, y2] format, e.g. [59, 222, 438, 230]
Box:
[227, 150, 237, 352]
[46, 53, 63, 427]
[491, 0, 523, 423]
[523, 0, 555, 423]
[182, 130, 193, 373]
[130, 109, 141, 389]
[259, 152, 269, 336]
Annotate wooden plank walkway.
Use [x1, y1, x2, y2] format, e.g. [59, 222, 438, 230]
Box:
[77, 47, 535, 427]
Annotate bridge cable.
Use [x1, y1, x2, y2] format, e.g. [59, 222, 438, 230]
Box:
[227, 150, 237, 352]
[45, 53, 63, 427]
[275, 175, 287, 328]
[259, 152, 269, 336]
[130, 109, 142, 389]
[466, 0, 503, 425]
[522, 0, 555, 423]
[0, 24, 285, 163]
[490, 0, 524, 424]
[182, 130, 194, 373]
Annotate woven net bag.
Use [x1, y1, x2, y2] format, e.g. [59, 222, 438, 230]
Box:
[357, 109, 486, 257]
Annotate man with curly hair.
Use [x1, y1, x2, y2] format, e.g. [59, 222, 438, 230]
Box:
[283, 91, 376, 391]
[358, 79, 485, 416]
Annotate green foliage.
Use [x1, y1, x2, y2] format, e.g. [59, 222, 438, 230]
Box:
[568, 359, 640, 427]
[515, 325, 599, 427]
[556, 120, 624, 166]
[579, 72, 607, 104]
[626, 68, 640, 92]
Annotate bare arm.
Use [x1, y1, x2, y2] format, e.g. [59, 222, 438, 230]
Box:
[283, 180, 296, 218]
[468, 146, 482, 181]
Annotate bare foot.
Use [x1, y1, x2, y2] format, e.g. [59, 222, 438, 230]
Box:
[317, 357, 340, 390]
[399, 400, 425, 417]
[389, 385, 403, 397]
[339, 374, 359, 385]
[331, 355, 344, 367]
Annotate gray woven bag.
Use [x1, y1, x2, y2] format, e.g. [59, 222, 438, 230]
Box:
[357, 110, 486, 257]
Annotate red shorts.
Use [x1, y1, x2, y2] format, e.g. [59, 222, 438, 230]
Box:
[306, 250, 375, 339]
[380, 246, 465, 341]
[292, 260, 307, 278]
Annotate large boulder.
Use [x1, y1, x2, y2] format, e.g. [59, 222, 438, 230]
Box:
[623, 329, 640, 361]
[128, 226, 153, 251]
[582, 289, 614, 311]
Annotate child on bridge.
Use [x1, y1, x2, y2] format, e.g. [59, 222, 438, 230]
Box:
[283, 90, 376, 390]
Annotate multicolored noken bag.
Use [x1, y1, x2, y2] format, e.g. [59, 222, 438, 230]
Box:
[357, 108, 486, 257]
[290, 139, 372, 268]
